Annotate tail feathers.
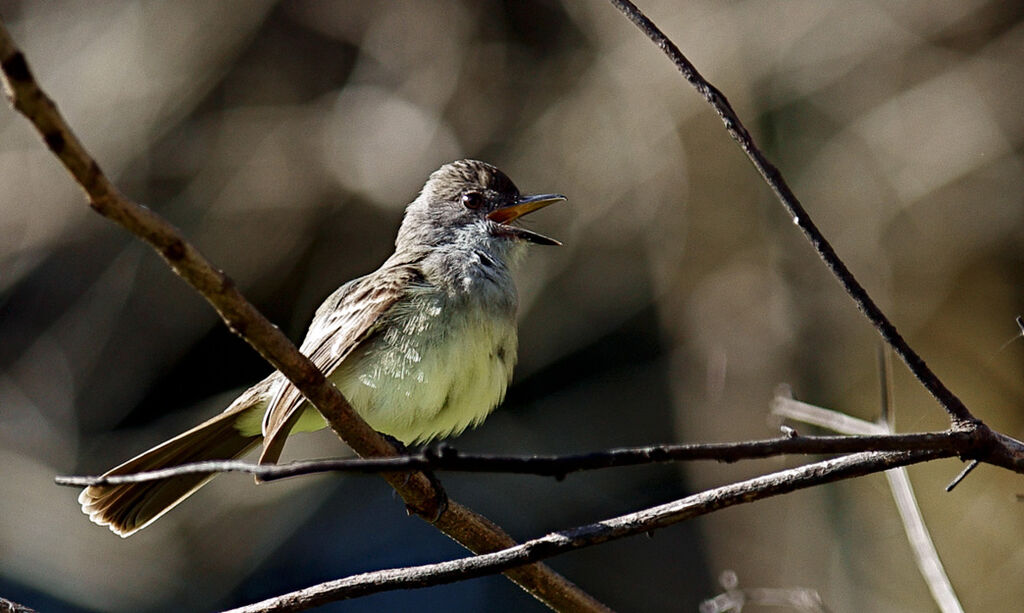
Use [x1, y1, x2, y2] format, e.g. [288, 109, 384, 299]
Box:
[80, 406, 262, 537]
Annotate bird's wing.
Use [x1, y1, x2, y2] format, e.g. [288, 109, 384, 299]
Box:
[259, 265, 422, 464]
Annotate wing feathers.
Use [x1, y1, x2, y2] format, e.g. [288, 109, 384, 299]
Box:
[259, 266, 422, 464]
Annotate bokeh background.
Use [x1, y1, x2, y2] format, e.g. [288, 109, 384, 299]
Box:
[1, 1, 1023, 611]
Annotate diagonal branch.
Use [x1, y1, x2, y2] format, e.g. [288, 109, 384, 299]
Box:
[605, 0, 976, 428]
[0, 18, 608, 613]
[222, 449, 948, 612]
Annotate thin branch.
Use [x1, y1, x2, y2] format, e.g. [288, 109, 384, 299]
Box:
[772, 393, 889, 436]
[887, 466, 964, 613]
[0, 19, 608, 613]
[771, 388, 1024, 472]
[702, 571, 830, 613]
[222, 449, 947, 613]
[605, 0, 975, 428]
[55, 432, 972, 487]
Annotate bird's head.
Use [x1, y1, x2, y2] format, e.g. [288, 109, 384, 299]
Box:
[397, 159, 564, 255]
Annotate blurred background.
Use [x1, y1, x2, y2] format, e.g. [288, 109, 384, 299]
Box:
[1, 1, 1023, 611]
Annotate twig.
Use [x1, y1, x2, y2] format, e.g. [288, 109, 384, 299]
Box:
[701, 570, 830, 613]
[774, 395, 964, 613]
[0, 599, 40, 613]
[0, 19, 608, 613]
[772, 391, 888, 436]
[605, 0, 975, 428]
[887, 465, 964, 613]
[945, 460, 979, 492]
[55, 432, 972, 487]
[879, 345, 896, 430]
[772, 386, 1023, 475]
[223, 450, 945, 613]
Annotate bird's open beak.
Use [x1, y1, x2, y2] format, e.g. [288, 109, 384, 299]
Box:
[486, 193, 566, 245]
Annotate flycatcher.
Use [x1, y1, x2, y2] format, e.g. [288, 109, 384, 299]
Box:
[79, 159, 565, 536]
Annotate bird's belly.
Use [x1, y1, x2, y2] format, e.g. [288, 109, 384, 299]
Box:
[319, 305, 518, 444]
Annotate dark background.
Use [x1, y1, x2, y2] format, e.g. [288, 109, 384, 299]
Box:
[1, 1, 1023, 611]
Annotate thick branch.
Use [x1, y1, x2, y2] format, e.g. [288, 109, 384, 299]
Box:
[0, 20, 606, 613]
[605, 0, 975, 428]
[223, 450, 947, 612]
[55, 431, 972, 486]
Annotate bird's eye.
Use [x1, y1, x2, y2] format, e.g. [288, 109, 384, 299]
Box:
[462, 191, 484, 209]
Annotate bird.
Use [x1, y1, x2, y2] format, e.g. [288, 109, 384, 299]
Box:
[78, 159, 565, 536]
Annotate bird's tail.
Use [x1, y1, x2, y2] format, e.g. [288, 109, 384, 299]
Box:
[79, 381, 271, 537]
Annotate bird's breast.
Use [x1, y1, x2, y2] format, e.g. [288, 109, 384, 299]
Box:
[329, 284, 518, 444]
